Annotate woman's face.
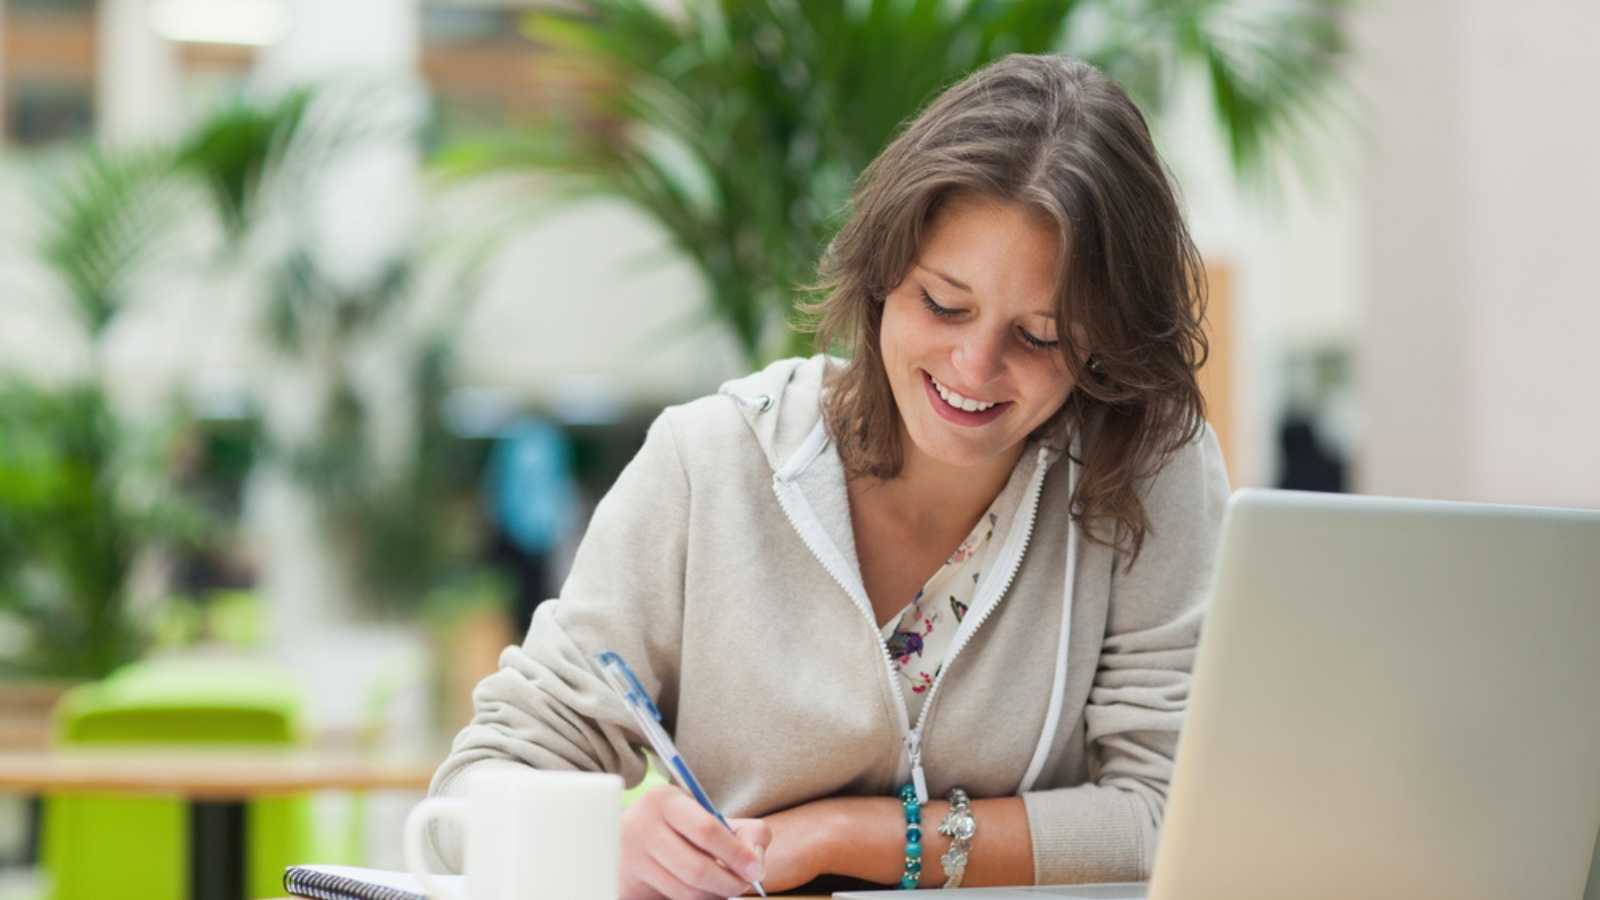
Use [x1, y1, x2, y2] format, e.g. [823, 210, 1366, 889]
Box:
[880, 193, 1077, 472]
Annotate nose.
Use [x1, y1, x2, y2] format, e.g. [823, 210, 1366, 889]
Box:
[951, 325, 1007, 387]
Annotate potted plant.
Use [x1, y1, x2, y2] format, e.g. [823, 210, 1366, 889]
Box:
[0, 150, 209, 685]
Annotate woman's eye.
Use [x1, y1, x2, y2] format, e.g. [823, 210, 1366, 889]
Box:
[922, 288, 1059, 351]
[920, 290, 958, 318]
[1019, 329, 1060, 351]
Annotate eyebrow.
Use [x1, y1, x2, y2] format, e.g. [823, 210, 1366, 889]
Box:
[919, 264, 1057, 321]
[924, 265, 972, 293]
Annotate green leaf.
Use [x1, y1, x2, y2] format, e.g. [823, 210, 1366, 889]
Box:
[33, 148, 183, 335]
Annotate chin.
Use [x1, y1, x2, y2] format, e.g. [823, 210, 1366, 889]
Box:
[906, 423, 1019, 470]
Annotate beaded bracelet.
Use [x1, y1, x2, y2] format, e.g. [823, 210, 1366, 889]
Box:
[898, 783, 922, 889]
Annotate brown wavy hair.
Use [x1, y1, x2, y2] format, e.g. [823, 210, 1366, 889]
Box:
[804, 54, 1210, 565]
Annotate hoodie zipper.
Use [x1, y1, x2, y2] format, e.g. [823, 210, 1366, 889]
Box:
[772, 440, 1056, 803]
[901, 444, 1053, 801]
[770, 474, 917, 747]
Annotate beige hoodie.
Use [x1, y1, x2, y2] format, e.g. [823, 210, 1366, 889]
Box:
[427, 355, 1230, 885]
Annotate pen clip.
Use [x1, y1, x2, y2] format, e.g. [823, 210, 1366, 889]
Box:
[595, 650, 662, 722]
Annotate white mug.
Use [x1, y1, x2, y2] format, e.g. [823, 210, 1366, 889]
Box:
[404, 767, 623, 900]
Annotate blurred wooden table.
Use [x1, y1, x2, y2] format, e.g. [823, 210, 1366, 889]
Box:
[0, 747, 437, 796]
[1, 747, 437, 900]
[0, 678, 74, 749]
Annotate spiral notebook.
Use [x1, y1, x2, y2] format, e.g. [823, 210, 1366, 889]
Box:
[283, 864, 463, 900]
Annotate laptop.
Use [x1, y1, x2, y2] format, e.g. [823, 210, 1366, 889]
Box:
[837, 489, 1600, 899]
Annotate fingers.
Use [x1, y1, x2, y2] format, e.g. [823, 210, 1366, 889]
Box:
[660, 791, 766, 884]
[631, 849, 721, 900]
[647, 817, 756, 899]
[729, 817, 772, 853]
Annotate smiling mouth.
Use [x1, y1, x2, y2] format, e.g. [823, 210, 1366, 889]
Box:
[927, 372, 1005, 412]
[921, 371, 1009, 428]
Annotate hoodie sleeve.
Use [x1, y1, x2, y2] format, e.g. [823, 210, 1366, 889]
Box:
[422, 409, 692, 872]
[1021, 424, 1231, 884]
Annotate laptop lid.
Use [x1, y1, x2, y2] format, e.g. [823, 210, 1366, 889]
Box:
[1148, 490, 1600, 900]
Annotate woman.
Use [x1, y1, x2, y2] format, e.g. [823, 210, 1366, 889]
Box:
[426, 53, 1230, 896]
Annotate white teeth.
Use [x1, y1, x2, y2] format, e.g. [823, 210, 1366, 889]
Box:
[930, 375, 997, 412]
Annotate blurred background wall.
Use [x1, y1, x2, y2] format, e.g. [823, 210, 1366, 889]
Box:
[1355, 0, 1599, 509]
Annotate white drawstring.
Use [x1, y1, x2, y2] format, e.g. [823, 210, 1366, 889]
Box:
[1017, 449, 1078, 792]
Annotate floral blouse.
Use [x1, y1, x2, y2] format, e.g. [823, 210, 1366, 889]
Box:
[879, 506, 1003, 724]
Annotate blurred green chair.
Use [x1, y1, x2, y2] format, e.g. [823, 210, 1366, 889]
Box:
[40, 657, 312, 900]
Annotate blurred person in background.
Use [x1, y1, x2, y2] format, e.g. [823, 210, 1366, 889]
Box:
[426, 53, 1228, 896]
[483, 415, 580, 636]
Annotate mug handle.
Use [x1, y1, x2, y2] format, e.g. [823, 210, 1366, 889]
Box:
[404, 797, 468, 900]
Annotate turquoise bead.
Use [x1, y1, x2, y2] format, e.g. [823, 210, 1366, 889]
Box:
[897, 783, 925, 890]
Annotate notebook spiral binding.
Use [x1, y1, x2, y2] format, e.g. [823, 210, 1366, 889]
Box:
[282, 866, 426, 900]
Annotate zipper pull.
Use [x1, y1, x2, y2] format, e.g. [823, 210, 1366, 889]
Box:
[905, 732, 929, 804]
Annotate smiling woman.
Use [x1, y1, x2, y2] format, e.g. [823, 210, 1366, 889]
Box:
[428, 53, 1230, 899]
[809, 54, 1211, 567]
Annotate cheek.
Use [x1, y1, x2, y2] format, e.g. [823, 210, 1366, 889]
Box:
[1024, 363, 1076, 414]
[878, 301, 903, 345]
[879, 295, 929, 364]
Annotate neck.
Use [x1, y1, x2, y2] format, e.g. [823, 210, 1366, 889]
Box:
[871, 426, 1027, 535]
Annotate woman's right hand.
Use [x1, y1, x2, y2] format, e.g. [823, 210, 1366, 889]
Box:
[619, 784, 771, 900]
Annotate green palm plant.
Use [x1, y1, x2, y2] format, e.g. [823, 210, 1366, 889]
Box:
[0, 149, 210, 678]
[169, 80, 502, 620]
[0, 385, 207, 677]
[173, 87, 313, 241]
[208, 82, 498, 618]
[1, 83, 492, 674]
[447, 0, 1351, 364]
[34, 149, 185, 334]
[0, 385, 139, 678]
[0, 91, 323, 678]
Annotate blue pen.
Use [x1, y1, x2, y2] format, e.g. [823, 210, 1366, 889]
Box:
[595, 651, 768, 898]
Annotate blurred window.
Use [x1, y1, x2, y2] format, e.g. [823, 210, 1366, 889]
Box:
[0, 0, 603, 147]
[421, 2, 544, 140]
[2, 0, 99, 145]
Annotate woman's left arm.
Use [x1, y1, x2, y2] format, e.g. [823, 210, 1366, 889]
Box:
[760, 794, 1036, 890]
[1019, 424, 1231, 885]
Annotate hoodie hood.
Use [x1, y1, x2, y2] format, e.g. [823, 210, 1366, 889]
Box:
[716, 354, 836, 475]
